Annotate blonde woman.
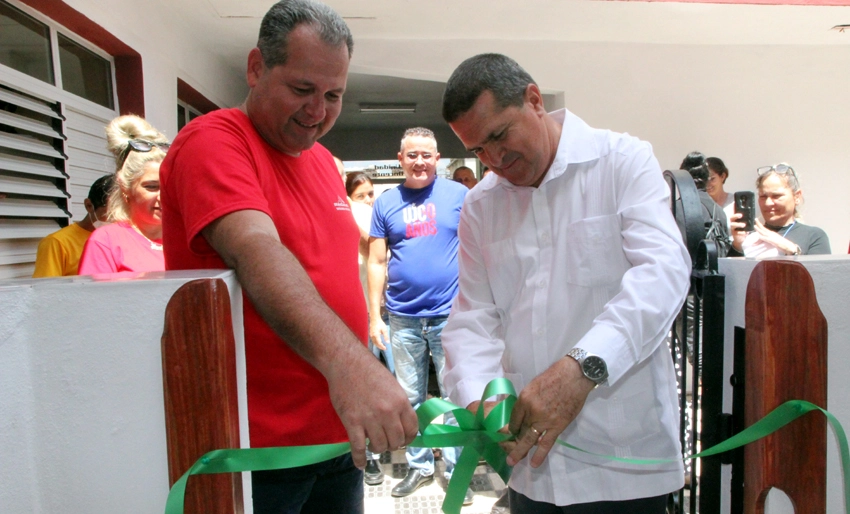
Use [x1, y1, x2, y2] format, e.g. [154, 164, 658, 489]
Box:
[729, 163, 831, 256]
[79, 115, 169, 274]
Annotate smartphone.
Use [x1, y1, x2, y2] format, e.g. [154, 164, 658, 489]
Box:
[734, 191, 756, 232]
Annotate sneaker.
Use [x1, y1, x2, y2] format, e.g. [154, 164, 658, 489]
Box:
[364, 458, 383, 486]
[391, 469, 434, 497]
[463, 488, 474, 506]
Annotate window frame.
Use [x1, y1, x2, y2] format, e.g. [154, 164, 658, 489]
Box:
[1, 0, 119, 114]
[177, 100, 203, 131]
[0, 0, 122, 279]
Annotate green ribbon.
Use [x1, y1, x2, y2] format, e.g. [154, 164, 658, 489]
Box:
[408, 377, 516, 513]
[557, 400, 850, 514]
[163, 442, 351, 513]
[164, 379, 849, 514]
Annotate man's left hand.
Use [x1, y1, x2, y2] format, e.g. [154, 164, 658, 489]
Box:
[506, 356, 596, 468]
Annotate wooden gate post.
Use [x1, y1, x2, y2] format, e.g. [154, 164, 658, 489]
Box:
[161, 278, 243, 514]
[744, 260, 827, 513]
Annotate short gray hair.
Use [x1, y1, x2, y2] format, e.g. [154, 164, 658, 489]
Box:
[399, 127, 437, 153]
[442, 53, 535, 123]
[258, 0, 353, 68]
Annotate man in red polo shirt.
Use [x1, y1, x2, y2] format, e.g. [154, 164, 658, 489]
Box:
[159, 1, 417, 512]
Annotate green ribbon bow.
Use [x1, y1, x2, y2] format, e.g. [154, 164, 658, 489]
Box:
[408, 377, 517, 513]
[164, 378, 849, 514]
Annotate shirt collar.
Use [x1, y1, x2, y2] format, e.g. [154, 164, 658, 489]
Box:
[538, 108, 605, 187]
[489, 108, 605, 191]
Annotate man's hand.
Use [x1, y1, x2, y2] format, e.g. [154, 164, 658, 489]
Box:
[467, 400, 513, 453]
[369, 315, 389, 350]
[506, 357, 595, 468]
[328, 350, 419, 468]
[202, 211, 418, 469]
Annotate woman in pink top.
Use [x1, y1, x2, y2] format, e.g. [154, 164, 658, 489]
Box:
[79, 115, 170, 275]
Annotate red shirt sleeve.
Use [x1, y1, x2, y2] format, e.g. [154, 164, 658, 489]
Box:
[161, 112, 273, 263]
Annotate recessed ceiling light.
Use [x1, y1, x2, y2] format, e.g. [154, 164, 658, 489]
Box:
[359, 103, 417, 114]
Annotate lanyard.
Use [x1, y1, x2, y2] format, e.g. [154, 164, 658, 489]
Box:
[781, 221, 796, 238]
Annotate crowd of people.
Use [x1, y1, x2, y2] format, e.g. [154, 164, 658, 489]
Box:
[679, 150, 831, 258]
[33, 115, 170, 277]
[29, 1, 835, 514]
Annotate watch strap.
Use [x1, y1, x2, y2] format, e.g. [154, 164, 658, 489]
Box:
[567, 347, 608, 386]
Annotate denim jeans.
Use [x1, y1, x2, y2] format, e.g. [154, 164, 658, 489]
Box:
[251, 453, 363, 514]
[388, 313, 459, 477]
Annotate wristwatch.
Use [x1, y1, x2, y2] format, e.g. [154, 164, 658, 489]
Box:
[567, 348, 609, 387]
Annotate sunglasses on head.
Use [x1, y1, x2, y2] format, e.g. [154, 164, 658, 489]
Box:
[118, 139, 171, 170]
[757, 163, 797, 180]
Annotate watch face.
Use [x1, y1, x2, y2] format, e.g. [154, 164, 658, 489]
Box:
[583, 356, 607, 381]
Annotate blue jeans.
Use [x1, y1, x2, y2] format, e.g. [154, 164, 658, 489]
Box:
[251, 453, 363, 513]
[388, 313, 459, 477]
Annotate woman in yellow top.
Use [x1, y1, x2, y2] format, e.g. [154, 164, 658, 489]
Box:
[32, 174, 114, 277]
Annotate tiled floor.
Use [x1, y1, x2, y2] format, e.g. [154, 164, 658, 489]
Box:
[364, 448, 507, 514]
[362, 451, 691, 513]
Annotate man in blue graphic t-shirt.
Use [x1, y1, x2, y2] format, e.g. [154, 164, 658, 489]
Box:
[368, 127, 470, 501]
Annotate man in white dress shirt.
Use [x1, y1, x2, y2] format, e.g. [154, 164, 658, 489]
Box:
[440, 53, 691, 513]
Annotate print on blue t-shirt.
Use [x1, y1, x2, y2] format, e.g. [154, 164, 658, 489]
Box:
[402, 202, 438, 238]
[370, 178, 467, 317]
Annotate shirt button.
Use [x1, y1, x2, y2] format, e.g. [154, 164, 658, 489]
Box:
[538, 280, 546, 288]
[536, 328, 544, 336]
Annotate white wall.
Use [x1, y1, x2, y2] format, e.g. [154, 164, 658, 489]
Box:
[49, 3, 849, 253]
[0, 270, 248, 514]
[349, 40, 850, 253]
[62, 0, 248, 137]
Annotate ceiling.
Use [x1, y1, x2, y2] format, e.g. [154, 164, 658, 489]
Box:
[162, 0, 849, 132]
[338, 73, 447, 132]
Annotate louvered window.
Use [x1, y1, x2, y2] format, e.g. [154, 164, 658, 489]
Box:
[0, 0, 118, 279]
[0, 84, 70, 279]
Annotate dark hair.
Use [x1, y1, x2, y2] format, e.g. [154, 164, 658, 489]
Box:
[680, 151, 706, 172]
[452, 166, 473, 179]
[442, 53, 535, 123]
[687, 164, 710, 191]
[257, 0, 353, 68]
[705, 157, 729, 182]
[88, 174, 114, 209]
[345, 171, 373, 198]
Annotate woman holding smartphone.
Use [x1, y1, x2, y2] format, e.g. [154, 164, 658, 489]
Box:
[729, 163, 830, 256]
